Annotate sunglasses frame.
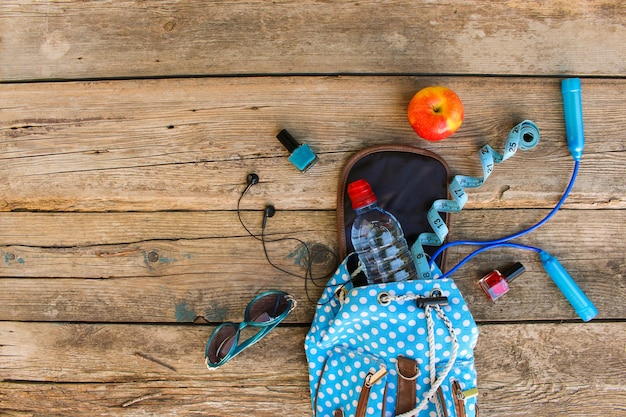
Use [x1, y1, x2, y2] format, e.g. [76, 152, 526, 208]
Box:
[205, 290, 297, 369]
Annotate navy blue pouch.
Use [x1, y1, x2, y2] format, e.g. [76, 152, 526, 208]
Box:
[305, 146, 479, 417]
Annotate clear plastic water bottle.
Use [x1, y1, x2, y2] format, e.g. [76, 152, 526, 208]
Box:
[348, 179, 418, 284]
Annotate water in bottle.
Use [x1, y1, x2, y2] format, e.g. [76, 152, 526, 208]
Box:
[348, 179, 418, 284]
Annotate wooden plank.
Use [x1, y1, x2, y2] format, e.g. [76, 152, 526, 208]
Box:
[2, 2, 624, 417]
[1, 209, 623, 322]
[2, 77, 625, 212]
[1, 322, 624, 416]
[1, 1, 625, 81]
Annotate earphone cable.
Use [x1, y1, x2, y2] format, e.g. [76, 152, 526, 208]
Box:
[237, 183, 341, 303]
[237, 192, 262, 242]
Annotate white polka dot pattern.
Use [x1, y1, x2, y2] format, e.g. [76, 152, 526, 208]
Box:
[314, 346, 388, 416]
[305, 256, 479, 417]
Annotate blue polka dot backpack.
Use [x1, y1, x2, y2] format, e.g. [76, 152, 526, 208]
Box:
[305, 146, 479, 417]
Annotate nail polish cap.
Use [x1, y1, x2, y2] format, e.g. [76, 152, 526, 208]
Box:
[503, 262, 526, 283]
[276, 129, 300, 153]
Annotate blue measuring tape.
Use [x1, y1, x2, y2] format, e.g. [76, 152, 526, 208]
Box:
[411, 120, 541, 279]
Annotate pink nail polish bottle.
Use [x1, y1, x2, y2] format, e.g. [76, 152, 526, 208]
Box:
[479, 262, 526, 301]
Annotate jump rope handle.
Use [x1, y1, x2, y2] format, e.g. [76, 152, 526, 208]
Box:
[540, 251, 598, 322]
[547, 79, 597, 321]
[562, 78, 585, 161]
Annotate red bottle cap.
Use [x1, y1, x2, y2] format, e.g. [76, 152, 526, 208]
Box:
[347, 179, 378, 209]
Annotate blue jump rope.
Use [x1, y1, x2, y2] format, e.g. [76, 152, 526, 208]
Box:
[412, 78, 597, 322]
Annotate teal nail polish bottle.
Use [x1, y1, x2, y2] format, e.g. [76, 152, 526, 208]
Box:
[276, 129, 319, 172]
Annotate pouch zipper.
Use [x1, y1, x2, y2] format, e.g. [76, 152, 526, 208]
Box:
[356, 367, 387, 417]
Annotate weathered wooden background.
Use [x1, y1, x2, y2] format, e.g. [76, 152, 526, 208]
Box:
[1, 1, 625, 416]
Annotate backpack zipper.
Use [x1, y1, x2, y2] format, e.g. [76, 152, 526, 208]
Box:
[355, 367, 387, 417]
[452, 380, 468, 417]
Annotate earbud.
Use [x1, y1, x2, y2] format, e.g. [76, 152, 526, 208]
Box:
[236, 178, 339, 295]
[262, 205, 276, 229]
[247, 173, 260, 186]
[241, 173, 260, 197]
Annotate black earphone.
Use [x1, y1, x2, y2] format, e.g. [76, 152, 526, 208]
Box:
[239, 173, 275, 232]
[262, 205, 275, 230]
[236, 173, 340, 303]
[242, 173, 260, 198]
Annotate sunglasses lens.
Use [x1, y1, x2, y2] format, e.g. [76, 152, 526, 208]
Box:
[248, 293, 290, 323]
[207, 323, 238, 365]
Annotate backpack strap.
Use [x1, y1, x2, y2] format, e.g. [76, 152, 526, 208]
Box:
[396, 356, 419, 414]
[385, 294, 459, 417]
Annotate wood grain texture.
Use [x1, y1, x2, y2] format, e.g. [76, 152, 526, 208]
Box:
[1, 0, 625, 81]
[1, 322, 624, 416]
[2, 77, 625, 212]
[1, 1, 625, 415]
[0, 209, 623, 323]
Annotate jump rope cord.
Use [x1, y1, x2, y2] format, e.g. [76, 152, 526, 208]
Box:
[429, 160, 579, 280]
[435, 242, 542, 280]
[410, 120, 579, 280]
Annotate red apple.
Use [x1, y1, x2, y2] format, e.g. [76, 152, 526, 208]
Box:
[407, 86, 464, 141]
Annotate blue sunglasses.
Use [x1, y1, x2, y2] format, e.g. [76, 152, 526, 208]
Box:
[205, 290, 297, 369]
